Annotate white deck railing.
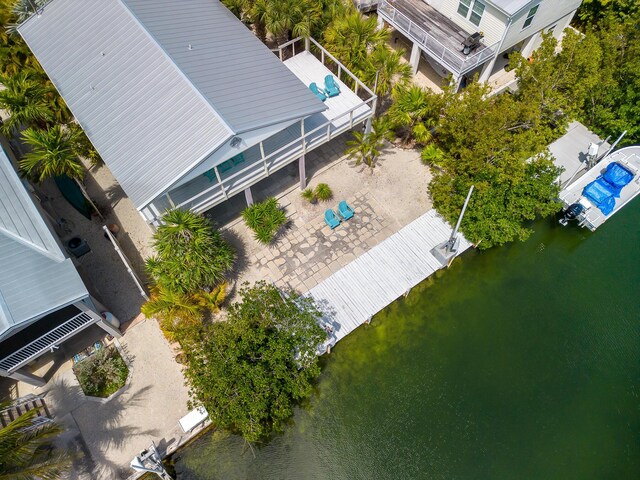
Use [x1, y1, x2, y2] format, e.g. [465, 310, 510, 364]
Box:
[160, 38, 376, 216]
[378, 0, 498, 76]
[0, 311, 96, 374]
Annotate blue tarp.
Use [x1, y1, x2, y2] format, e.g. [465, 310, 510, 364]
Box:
[582, 162, 635, 216]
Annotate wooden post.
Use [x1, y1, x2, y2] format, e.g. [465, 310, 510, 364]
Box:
[214, 166, 228, 200]
[260, 141, 268, 174]
[299, 155, 306, 190]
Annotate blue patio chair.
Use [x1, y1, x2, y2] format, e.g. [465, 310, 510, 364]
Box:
[324, 209, 341, 229]
[337, 200, 354, 220]
[309, 82, 327, 102]
[324, 75, 340, 97]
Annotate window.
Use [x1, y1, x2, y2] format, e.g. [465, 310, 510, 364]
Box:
[458, 0, 485, 27]
[470, 1, 485, 26]
[457, 0, 471, 17]
[523, 5, 539, 29]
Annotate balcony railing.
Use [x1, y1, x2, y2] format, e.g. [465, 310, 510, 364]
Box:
[151, 38, 376, 218]
[378, 0, 498, 76]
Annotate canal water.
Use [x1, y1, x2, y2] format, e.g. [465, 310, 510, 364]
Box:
[173, 204, 639, 480]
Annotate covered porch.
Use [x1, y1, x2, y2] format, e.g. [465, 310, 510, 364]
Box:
[378, 0, 498, 83]
[0, 303, 121, 387]
[142, 38, 375, 224]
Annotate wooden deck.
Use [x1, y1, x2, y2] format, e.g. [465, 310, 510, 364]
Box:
[379, 0, 497, 75]
[307, 209, 472, 351]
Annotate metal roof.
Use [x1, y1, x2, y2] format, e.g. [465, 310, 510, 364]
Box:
[18, 0, 325, 209]
[488, 0, 536, 15]
[0, 147, 88, 340]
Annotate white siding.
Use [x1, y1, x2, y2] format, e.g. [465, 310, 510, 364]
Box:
[434, 0, 508, 45]
[500, 0, 581, 52]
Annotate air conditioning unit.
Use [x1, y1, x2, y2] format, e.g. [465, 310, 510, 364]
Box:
[66, 236, 91, 258]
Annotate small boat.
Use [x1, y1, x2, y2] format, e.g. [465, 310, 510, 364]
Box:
[559, 145, 640, 230]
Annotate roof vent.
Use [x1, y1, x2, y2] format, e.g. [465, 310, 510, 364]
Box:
[188, 44, 193, 50]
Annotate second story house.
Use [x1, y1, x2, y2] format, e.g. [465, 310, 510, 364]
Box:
[376, 0, 583, 87]
[18, 0, 376, 227]
[0, 145, 121, 388]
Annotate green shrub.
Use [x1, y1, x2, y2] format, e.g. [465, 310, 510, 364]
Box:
[301, 188, 316, 203]
[421, 144, 445, 165]
[74, 346, 128, 397]
[242, 197, 287, 244]
[315, 183, 333, 202]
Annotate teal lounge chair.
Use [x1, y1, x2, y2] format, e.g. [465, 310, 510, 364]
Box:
[309, 82, 327, 102]
[325, 209, 341, 229]
[338, 200, 354, 220]
[324, 75, 340, 97]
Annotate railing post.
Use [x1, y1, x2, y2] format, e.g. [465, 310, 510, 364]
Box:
[279, 48, 283, 61]
[349, 110, 354, 128]
[321, 49, 325, 65]
[338, 64, 342, 81]
[300, 119, 307, 154]
[304, 37, 310, 51]
[260, 141, 268, 174]
[326, 124, 331, 141]
[214, 166, 229, 200]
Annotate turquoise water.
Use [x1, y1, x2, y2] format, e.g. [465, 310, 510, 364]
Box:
[174, 203, 640, 480]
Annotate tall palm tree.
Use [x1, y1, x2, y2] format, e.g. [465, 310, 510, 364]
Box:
[19, 125, 85, 183]
[345, 117, 391, 172]
[324, 12, 389, 77]
[0, 407, 70, 480]
[364, 44, 412, 101]
[258, 0, 312, 45]
[0, 72, 54, 136]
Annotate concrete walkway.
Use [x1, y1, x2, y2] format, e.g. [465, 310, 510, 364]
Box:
[8, 319, 190, 480]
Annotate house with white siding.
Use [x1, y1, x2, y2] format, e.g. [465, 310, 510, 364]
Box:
[18, 0, 375, 226]
[0, 145, 121, 387]
[376, 0, 582, 87]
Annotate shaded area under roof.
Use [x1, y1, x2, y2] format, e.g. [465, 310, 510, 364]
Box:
[0, 147, 88, 340]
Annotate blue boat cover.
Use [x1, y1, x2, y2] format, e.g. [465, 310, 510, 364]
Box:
[603, 162, 634, 190]
[582, 162, 635, 216]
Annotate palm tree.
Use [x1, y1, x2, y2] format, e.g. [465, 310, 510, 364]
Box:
[146, 209, 235, 294]
[324, 12, 389, 76]
[11, 0, 48, 24]
[0, 407, 70, 480]
[0, 72, 54, 136]
[258, 0, 312, 45]
[345, 117, 391, 172]
[142, 285, 203, 322]
[364, 44, 412, 101]
[19, 125, 85, 183]
[387, 86, 437, 144]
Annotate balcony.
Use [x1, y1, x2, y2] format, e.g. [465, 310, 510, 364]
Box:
[378, 0, 499, 76]
[142, 38, 375, 222]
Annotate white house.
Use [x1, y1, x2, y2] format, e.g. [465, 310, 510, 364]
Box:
[18, 0, 376, 226]
[0, 145, 121, 387]
[376, 0, 583, 86]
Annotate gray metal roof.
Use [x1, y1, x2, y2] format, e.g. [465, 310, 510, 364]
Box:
[0, 147, 88, 340]
[19, 0, 325, 209]
[122, 0, 325, 133]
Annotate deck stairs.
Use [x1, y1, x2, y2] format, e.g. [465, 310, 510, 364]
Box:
[0, 394, 52, 429]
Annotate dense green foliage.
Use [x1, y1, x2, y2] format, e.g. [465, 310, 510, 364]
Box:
[242, 197, 287, 244]
[178, 281, 326, 442]
[145, 209, 235, 295]
[576, 0, 638, 25]
[512, 24, 639, 146]
[0, 405, 70, 480]
[74, 347, 129, 398]
[19, 125, 86, 182]
[314, 183, 333, 201]
[345, 116, 392, 171]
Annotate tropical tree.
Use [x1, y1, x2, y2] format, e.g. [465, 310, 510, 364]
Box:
[10, 0, 47, 24]
[387, 85, 440, 144]
[19, 125, 85, 182]
[0, 72, 54, 135]
[345, 116, 392, 171]
[324, 12, 388, 76]
[145, 209, 235, 294]
[0, 407, 70, 480]
[179, 281, 326, 443]
[363, 44, 412, 101]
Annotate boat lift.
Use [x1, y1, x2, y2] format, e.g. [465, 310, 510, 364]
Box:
[130, 442, 173, 479]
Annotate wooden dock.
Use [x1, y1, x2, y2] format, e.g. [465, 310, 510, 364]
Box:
[307, 209, 472, 350]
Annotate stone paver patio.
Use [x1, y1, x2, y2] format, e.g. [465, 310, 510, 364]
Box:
[256, 192, 396, 292]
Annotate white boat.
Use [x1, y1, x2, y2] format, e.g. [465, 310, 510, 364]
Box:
[559, 145, 640, 231]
